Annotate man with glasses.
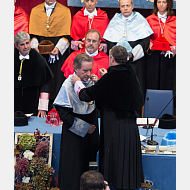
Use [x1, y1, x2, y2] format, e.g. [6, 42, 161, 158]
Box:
[61, 29, 109, 79]
[70, 0, 109, 52]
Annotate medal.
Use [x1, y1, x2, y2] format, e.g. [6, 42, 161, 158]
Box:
[123, 33, 126, 37]
[18, 76, 22, 81]
[89, 101, 94, 105]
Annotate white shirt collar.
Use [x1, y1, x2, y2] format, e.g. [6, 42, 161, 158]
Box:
[84, 8, 97, 19]
[122, 12, 133, 21]
[45, 1, 56, 10]
[19, 53, 30, 60]
[158, 11, 167, 23]
[45, 2, 56, 17]
[85, 49, 98, 57]
[73, 72, 90, 85]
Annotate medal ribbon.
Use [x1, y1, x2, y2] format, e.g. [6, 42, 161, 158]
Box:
[18, 58, 25, 80]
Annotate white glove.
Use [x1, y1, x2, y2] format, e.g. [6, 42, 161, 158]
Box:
[164, 50, 173, 58]
[48, 54, 59, 63]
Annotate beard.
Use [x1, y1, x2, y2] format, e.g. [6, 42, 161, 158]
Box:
[86, 45, 95, 54]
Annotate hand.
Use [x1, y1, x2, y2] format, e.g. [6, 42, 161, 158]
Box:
[37, 110, 47, 118]
[72, 75, 81, 84]
[104, 181, 110, 190]
[88, 124, 96, 134]
[170, 46, 176, 57]
[51, 47, 59, 55]
[90, 74, 99, 83]
[78, 41, 84, 49]
[99, 68, 107, 76]
[99, 44, 103, 51]
[128, 53, 134, 60]
[149, 41, 153, 50]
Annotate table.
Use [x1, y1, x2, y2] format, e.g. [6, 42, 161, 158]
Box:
[139, 126, 176, 190]
[14, 116, 176, 190]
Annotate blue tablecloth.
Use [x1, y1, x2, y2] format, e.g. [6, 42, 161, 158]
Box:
[14, 116, 176, 190]
[139, 127, 176, 190]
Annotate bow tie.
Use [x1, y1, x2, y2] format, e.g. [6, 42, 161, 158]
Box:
[45, 1, 56, 10]
[158, 12, 167, 22]
[84, 8, 97, 19]
[19, 54, 29, 60]
[46, 4, 55, 10]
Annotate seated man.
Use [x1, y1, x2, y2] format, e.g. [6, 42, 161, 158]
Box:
[14, 31, 53, 118]
[80, 171, 110, 190]
[53, 53, 99, 190]
[61, 29, 109, 79]
[103, 0, 153, 97]
[70, 0, 109, 52]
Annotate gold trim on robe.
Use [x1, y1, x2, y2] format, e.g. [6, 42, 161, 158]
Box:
[29, 2, 71, 37]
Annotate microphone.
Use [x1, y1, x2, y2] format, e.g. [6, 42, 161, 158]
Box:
[143, 97, 151, 129]
[147, 94, 175, 145]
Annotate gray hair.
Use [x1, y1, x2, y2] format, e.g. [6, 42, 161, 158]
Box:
[109, 46, 128, 65]
[73, 53, 93, 70]
[119, 0, 133, 5]
[86, 29, 101, 41]
[14, 31, 30, 46]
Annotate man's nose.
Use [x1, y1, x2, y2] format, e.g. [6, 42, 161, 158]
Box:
[24, 44, 28, 49]
[89, 40, 93, 45]
[87, 70, 91, 76]
[87, 1, 92, 6]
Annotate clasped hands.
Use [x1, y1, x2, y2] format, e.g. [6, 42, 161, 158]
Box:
[149, 41, 176, 58]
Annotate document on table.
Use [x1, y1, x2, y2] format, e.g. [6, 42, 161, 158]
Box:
[136, 118, 159, 127]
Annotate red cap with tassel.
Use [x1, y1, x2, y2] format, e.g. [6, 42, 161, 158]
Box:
[151, 36, 171, 51]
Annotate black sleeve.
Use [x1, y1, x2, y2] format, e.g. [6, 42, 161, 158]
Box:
[132, 36, 150, 54]
[54, 105, 98, 128]
[140, 36, 150, 53]
[79, 88, 94, 102]
[39, 81, 50, 93]
[106, 40, 117, 55]
[54, 105, 75, 130]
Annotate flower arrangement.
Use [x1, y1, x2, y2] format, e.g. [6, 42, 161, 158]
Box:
[14, 129, 55, 190]
[19, 133, 36, 150]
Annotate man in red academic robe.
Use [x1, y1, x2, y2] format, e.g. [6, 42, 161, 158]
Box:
[14, 0, 29, 36]
[61, 29, 109, 79]
[70, 0, 109, 52]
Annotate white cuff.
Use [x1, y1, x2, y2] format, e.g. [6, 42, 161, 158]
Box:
[56, 38, 69, 55]
[71, 40, 81, 51]
[74, 81, 86, 97]
[132, 44, 144, 62]
[30, 38, 39, 49]
[38, 92, 49, 111]
[101, 43, 107, 53]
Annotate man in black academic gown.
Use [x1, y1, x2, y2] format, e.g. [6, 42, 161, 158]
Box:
[14, 31, 53, 117]
[72, 45, 144, 190]
[53, 53, 99, 190]
[103, 0, 153, 97]
[29, 0, 71, 107]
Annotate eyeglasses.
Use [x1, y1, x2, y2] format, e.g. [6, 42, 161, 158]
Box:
[86, 39, 99, 44]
